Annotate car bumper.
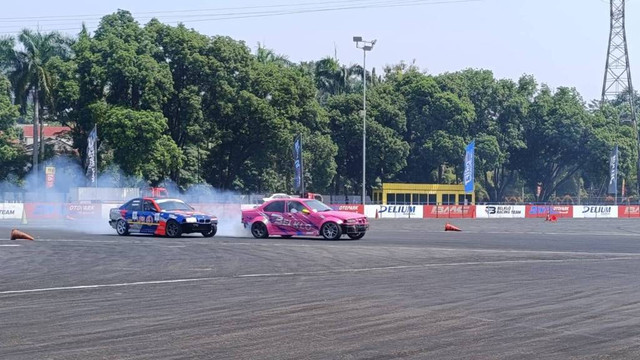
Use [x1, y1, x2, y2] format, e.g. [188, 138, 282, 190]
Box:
[342, 223, 369, 234]
[181, 221, 217, 234]
[108, 219, 117, 229]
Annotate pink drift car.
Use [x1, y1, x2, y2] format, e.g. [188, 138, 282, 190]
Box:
[242, 198, 369, 240]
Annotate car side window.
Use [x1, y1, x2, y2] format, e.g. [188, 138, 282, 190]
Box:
[288, 201, 306, 213]
[263, 201, 285, 213]
[127, 199, 141, 211]
[143, 200, 155, 212]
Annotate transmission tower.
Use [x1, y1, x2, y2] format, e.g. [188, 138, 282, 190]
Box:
[602, 0, 635, 103]
[602, 0, 638, 197]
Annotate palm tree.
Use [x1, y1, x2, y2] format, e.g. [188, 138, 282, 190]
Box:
[0, 29, 71, 178]
[255, 43, 292, 67]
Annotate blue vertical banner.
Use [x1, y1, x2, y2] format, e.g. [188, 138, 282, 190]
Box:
[86, 125, 98, 186]
[293, 134, 304, 195]
[608, 145, 618, 194]
[464, 140, 475, 194]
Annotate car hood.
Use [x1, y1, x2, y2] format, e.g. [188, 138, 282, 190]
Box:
[164, 210, 213, 218]
[318, 210, 365, 220]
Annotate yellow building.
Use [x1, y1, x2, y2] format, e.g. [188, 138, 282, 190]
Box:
[372, 183, 474, 205]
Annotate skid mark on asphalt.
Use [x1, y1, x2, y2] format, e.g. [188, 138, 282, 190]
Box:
[1, 256, 637, 296]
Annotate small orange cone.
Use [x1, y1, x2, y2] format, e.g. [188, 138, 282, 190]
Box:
[545, 214, 558, 222]
[445, 223, 461, 232]
[375, 209, 379, 219]
[10, 229, 34, 241]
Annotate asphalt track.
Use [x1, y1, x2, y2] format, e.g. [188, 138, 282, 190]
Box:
[2, 218, 640, 359]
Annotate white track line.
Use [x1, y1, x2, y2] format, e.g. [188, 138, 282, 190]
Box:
[1, 257, 637, 295]
[0, 244, 20, 247]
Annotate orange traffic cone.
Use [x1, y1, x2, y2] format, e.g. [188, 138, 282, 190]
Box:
[10, 229, 34, 241]
[445, 223, 461, 232]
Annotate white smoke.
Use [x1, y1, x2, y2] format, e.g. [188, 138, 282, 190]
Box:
[0, 155, 251, 238]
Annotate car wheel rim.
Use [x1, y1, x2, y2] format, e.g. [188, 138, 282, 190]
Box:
[252, 224, 264, 237]
[323, 223, 338, 238]
[167, 223, 178, 237]
[117, 221, 126, 234]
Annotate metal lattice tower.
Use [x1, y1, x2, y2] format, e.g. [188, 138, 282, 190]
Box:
[602, 0, 635, 104]
[603, 0, 639, 197]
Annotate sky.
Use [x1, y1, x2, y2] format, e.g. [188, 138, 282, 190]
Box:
[1, 0, 638, 102]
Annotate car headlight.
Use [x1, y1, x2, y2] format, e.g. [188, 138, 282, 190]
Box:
[185, 217, 197, 223]
[345, 218, 357, 223]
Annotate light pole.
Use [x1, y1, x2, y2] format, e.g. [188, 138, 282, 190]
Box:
[353, 36, 376, 205]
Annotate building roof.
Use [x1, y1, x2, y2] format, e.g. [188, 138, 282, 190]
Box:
[21, 125, 71, 138]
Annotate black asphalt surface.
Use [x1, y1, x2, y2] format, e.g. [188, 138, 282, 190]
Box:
[2, 218, 640, 359]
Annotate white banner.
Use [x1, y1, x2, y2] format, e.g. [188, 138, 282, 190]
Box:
[0, 203, 24, 220]
[573, 206, 618, 218]
[476, 205, 525, 218]
[366, 205, 423, 219]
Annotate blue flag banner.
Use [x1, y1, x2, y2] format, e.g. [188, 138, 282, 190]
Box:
[293, 134, 304, 194]
[608, 145, 618, 194]
[86, 125, 98, 186]
[464, 140, 475, 194]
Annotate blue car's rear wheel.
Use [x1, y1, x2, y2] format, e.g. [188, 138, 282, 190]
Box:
[116, 219, 129, 236]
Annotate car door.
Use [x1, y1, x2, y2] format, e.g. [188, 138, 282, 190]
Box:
[126, 198, 143, 233]
[262, 200, 286, 235]
[138, 199, 160, 234]
[285, 200, 316, 235]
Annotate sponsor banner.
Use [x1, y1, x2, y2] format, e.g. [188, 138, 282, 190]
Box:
[525, 205, 573, 218]
[25, 203, 64, 220]
[367, 205, 423, 219]
[573, 205, 618, 218]
[619, 206, 640, 218]
[330, 204, 364, 214]
[476, 205, 525, 218]
[423, 205, 476, 218]
[66, 203, 101, 219]
[0, 203, 24, 220]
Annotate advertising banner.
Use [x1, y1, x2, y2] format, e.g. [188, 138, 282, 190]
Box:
[25, 203, 64, 220]
[476, 205, 525, 218]
[573, 205, 618, 218]
[86, 125, 98, 186]
[66, 203, 101, 219]
[525, 205, 573, 218]
[367, 205, 423, 219]
[608, 145, 618, 195]
[45, 166, 56, 189]
[293, 134, 304, 194]
[423, 205, 476, 218]
[0, 203, 24, 220]
[464, 140, 475, 193]
[619, 205, 640, 218]
[330, 204, 364, 214]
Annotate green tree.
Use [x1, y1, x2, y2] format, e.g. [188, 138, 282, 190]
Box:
[98, 106, 182, 184]
[513, 86, 592, 201]
[0, 30, 71, 175]
[0, 74, 27, 183]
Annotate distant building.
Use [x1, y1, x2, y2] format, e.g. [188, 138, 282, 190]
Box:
[372, 183, 475, 205]
[18, 125, 76, 156]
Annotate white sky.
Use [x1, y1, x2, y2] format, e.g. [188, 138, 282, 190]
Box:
[1, 0, 638, 102]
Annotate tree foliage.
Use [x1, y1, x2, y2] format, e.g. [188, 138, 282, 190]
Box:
[0, 11, 635, 202]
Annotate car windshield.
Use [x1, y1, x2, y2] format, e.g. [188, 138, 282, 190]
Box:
[304, 199, 332, 212]
[156, 199, 193, 211]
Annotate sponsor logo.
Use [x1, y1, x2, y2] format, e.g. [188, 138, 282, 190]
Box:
[485, 206, 522, 215]
[624, 206, 640, 215]
[582, 206, 612, 214]
[529, 206, 570, 215]
[0, 209, 15, 215]
[431, 206, 470, 215]
[379, 206, 416, 215]
[270, 214, 313, 231]
[337, 205, 360, 212]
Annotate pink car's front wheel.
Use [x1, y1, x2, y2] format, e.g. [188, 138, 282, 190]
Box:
[321, 221, 342, 240]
